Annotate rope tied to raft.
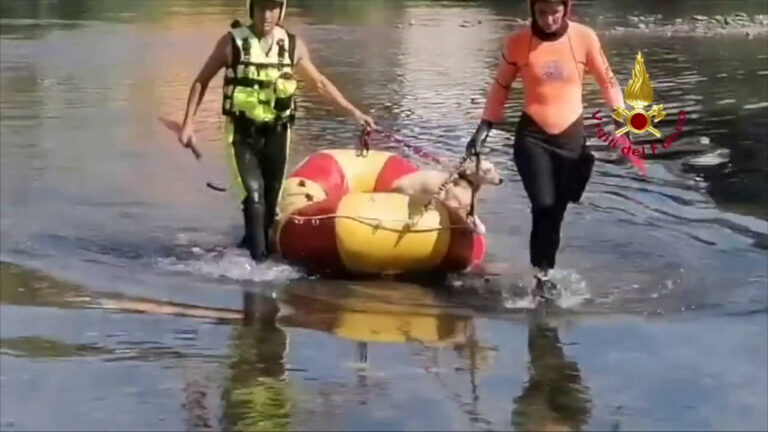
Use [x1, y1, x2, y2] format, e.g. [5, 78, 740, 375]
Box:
[280, 213, 474, 233]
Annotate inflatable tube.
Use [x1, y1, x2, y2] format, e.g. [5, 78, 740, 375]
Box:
[275, 149, 486, 275]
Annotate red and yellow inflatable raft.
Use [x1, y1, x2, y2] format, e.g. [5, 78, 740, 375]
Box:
[275, 149, 486, 275]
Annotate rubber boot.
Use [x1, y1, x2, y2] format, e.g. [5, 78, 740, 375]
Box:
[243, 201, 268, 262]
[237, 200, 251, 250]
[264, 210, 278, 256]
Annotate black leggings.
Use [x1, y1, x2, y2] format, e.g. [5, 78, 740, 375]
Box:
[232, 119, 290, 258]
[513, 112, 585, 271]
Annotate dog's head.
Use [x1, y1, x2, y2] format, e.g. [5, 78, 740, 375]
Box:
[460, 159, 503, 186]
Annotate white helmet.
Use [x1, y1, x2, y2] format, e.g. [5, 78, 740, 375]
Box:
[247, 0, 287, 23]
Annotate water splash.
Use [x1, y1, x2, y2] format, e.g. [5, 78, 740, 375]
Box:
[501, 268, 592, 310]
[548, 268, 592, 309]
[155, 246, 303, 283]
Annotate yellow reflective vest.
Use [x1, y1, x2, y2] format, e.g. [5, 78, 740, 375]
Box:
[222, 24, 297, 127]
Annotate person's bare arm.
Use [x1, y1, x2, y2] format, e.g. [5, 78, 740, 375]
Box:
[586, 29, 624, 112]
[482, 35, 520, 124]
[293, 37, 375, 129]
[179, 33, 231, 146]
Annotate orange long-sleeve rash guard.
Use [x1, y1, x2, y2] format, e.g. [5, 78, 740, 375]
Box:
[482, 22, 624, 135]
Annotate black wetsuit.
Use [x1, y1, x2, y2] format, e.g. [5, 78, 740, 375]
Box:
[232, 117, 290, 261]
[513, 112, 593, 271]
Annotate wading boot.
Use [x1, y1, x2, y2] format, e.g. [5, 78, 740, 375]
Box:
[243, 200, 268, 262]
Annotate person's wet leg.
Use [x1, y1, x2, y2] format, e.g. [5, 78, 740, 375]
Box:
[530, 207, 551, 270]
[260, 123, 290, 256]
[513, 135, 558, 297]
[530, 205, 563, 300]
[544, 149, 581, 270]
[233, 129, 269, 262]
[536, 153, 579, 300]
[539, 199, 568, 270]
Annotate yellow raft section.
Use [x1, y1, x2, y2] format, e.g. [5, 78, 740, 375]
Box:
[334, 192, 453, 273]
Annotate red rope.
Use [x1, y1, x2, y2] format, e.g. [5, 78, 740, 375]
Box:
[357, 126, 372, 156]
[359, 126, 446, 166]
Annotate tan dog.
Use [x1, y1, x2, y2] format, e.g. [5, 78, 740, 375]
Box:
[390, 159, 503, 233]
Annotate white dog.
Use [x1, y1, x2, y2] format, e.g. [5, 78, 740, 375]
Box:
[390, 159, 503, 234]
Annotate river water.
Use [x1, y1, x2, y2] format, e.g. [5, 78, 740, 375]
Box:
[1, 0, 766, 430]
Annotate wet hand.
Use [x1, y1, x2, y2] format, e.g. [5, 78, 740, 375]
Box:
[355, 112, 377, 130]
[179, 122, 196, 149]
[465, 137, 479, 157]
[465, 120, 492, 157]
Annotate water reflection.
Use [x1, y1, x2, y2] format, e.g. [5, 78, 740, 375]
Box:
[511, 314, 592, 432]
[0, 336, 112, 358]
[222, 291, 291, 432]
[231, 282, 594, 431]
[0, 262, 92, 308]
[277, 282, 477, 346]
[0, 261, 595, 431]
[241, 281, 499, 429]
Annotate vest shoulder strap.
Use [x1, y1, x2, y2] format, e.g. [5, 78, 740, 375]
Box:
[287, 31, 296, 66]
[230, 26, 252, 42]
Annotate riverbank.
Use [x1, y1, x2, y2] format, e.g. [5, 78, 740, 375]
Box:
[445, 12, 768, 38]
[606, 13, 768, 37]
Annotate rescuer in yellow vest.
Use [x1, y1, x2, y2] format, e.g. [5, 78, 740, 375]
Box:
[178, 0, 376, 262]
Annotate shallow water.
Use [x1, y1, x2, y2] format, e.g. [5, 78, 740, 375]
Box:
[1, 0, 767, 430]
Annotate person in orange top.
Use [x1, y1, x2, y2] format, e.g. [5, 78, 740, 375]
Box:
[465, 0, 631, 298]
